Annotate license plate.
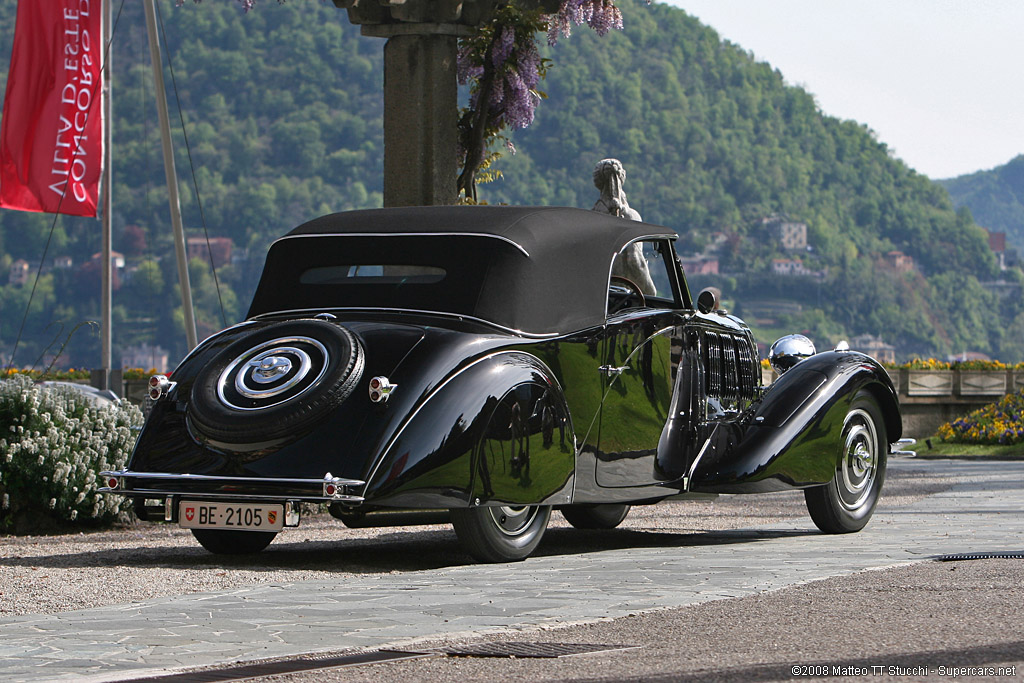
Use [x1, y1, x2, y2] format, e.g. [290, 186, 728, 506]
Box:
[179, 501, 285, 531]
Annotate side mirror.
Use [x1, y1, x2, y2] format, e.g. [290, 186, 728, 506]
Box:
[696, 287, 722, 314]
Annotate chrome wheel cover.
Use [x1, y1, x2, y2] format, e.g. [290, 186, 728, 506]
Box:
[217, 336, 329, 411]
[836, 408, 878, 510]
[487, 505, 539, 536]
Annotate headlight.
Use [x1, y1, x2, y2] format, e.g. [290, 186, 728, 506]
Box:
[768, 334, 816, 374]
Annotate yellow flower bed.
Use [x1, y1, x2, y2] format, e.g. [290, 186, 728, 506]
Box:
[4, 368, 92, 380]
[938, 389, 1024, 446]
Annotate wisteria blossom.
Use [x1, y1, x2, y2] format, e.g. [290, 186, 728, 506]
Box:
[547, 0, 624, 45]
[456, 0, 626, 198]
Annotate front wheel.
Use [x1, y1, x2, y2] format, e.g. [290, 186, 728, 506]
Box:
[191, 528, 277, 554]
[804, 392, 887, 533]
[450, 505, 551, 563]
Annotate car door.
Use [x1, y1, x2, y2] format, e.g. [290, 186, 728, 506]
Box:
[595, 240, 686, 488]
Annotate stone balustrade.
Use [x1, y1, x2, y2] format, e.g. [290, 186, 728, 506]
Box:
[762, 368, 1023, 439]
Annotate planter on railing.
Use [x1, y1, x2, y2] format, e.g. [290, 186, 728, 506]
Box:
[958, 370, 1008, 396]
[1013, 371, 1024, 394]
[906, 370, 954, 396]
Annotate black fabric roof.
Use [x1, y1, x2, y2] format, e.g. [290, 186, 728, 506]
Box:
[247, 206, 677, 335]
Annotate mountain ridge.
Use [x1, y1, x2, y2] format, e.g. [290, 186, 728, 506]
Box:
[940, 154, 1024, 258]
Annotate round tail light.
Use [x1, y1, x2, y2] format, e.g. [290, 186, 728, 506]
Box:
[368, 376, 396, 403]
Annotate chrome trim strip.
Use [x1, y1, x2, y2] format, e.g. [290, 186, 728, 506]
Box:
[272, 232, 531, 257]
[100, 470, 365, 487]
[684, 424, 720, 492]
[250, 307, 561, 339]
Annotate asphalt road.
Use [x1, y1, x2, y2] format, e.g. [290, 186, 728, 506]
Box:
[2, 457, 1023, 683]
[271, 558, 1024, 683]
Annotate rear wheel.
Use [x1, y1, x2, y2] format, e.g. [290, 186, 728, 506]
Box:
[804, 392, 887, 533]
[191, 529, 277, 555]
[450, 505, 551, 563]
[561, 504, 631, 529]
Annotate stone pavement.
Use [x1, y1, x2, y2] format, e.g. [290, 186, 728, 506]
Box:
[2, 459, 1022, 682]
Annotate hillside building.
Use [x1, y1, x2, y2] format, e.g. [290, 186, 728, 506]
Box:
[121, 343, 170, 373]
[771, 258, 826, 280]
[760, 215, 807, 251]
[849, 334, 896, 365]
[90, 251, 125, 271]
[985, 228, 1007, 270]
[8, 259, 30, 286]
[884, 250, 915, 273]
[187, 237, 233, 269]
[679, 256, 719, 275]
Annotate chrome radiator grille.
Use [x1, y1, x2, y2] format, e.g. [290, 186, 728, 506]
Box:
[700, 330, 759, 403]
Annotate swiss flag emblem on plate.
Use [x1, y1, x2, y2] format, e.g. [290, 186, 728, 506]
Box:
[267, 510, 277, 525]
[184, 507, 195, 522]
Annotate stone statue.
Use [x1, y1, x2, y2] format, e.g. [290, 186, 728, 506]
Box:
[592, 158, 641, 221]
[592, 158, 656, 295]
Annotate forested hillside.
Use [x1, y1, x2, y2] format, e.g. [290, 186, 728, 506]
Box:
[0, 0, 1019, 369]
[941, 155, 1024, 256]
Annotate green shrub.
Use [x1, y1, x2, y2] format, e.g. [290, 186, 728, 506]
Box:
[0, 375, 143, 533]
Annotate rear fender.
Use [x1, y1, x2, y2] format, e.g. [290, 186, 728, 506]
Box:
[688, 351, 900, 493]
[361, 352, 575, 508]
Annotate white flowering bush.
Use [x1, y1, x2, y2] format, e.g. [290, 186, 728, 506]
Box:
[0, 375, 144, 533]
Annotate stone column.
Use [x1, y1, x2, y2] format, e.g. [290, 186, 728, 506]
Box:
[364, 25, 468, 207]
[334, 0, 488, 207]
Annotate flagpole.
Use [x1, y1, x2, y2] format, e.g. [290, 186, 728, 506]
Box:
[100, 0, 113, 391]
[144, 0, 198, 352]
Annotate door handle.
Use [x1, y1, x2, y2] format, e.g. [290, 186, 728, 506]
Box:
[599, 364, 629, 377]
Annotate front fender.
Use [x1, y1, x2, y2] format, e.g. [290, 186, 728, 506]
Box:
[361, 351, 575, 508]
[689, 351, 900, 493]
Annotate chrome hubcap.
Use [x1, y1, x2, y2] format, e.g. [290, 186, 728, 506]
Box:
[488, 505, 538, 536]
[218, 336, 328, 411]
[249, 355, 293, 383]
[836, 408, 878, 510]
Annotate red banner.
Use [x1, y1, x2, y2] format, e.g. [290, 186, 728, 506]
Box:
[0, 1, 103, 217]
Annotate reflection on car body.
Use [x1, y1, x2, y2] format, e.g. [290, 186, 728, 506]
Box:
[101, 206, 901, 562]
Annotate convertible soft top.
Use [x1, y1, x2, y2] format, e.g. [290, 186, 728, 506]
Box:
[247, 206, 677, 335]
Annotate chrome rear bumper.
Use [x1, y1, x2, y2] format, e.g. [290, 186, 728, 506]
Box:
[99, 470, 365, 504]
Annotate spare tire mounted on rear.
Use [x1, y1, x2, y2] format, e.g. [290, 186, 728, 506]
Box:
[188, 319, 364, 444]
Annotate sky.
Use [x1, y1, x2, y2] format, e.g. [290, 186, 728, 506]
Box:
[665, 0, 1024, 180]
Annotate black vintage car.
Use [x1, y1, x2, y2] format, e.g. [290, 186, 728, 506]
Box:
[102, 206, 902, 562]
